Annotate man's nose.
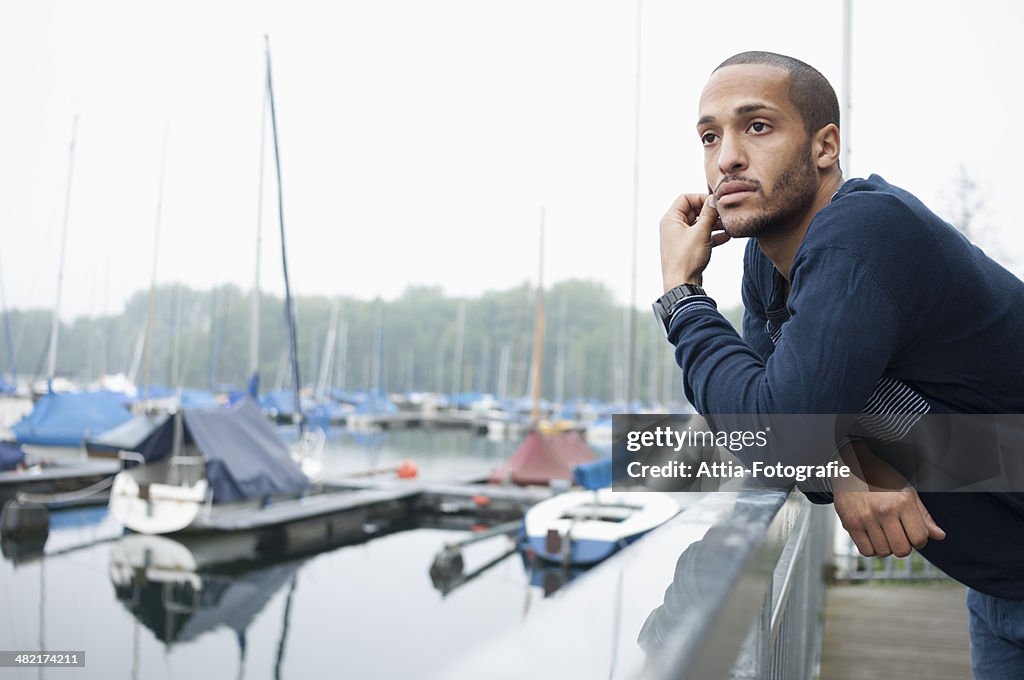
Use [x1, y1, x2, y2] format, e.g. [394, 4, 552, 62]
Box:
[717, 133, 747, 175]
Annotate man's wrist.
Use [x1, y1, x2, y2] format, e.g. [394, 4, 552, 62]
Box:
[663, 275, 703, 292]
[653, 283, 713, 337]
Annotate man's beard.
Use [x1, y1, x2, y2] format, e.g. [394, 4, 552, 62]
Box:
[720, 143, 819, 239]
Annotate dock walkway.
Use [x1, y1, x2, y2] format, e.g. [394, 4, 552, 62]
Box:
[820, 582, 971, 679]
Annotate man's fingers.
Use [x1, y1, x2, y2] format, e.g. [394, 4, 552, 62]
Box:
[864, 522, 892, 558]
[882, 516, 913, 558]
[899, 510, 930, 551]
[710, 230, 731, 248]
[917, 496, 946, 541]
[849, 529, 876, 557]
[692, 194, 718, 228]
[668, 193, 708, 225]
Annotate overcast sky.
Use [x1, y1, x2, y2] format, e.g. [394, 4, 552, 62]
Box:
[2, 0, 1022, 322]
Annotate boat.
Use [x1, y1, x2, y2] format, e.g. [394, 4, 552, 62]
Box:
[523, 487, 679, 565]
[107, 398, 315, 534]
[108, 38, 348, 537]
[13, 390, 133, 458]
[488, 211, 597, 484]
[488, 429, 594, 486]
[1, 439, 120, 538]
[83, 411, 169, 458]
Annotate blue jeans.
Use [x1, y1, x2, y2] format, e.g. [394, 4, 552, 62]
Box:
[968, 587, 1024, 679]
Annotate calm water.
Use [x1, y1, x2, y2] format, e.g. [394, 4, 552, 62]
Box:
[0, 429, 582, 679]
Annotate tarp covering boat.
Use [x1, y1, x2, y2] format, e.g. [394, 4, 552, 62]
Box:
[573, 457, 613, 490]
[13, 391, 133, 447]
[489, 430, 595, 486]
[139, 398, 309, 503]
[0, 377, 17, 396]
[85, 413, 171, 459]
[0, 441, 26, 471]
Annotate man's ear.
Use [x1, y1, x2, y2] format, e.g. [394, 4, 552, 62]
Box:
[814, 123, 840, 170]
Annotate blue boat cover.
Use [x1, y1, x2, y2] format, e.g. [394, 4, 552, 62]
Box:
[0, 377, 16, 396]
[259, 390, 297, 416]
[179, 389, 221, 409]
[573, 457, 613, 490]
[13, 391, 133, 447]
[141, 398, 309, 503]
[0, 440, 26, 471]
[85, 413, 171, 460]
[353, 392, 397, 415]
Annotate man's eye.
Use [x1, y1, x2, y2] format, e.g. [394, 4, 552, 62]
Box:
[749, 121, 770, 134]
[701, 132, 718, 145]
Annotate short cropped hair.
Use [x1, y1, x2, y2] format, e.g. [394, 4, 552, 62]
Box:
[714, 51, 840, 135]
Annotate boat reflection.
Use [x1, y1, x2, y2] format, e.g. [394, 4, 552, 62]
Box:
[110, 534, 301, 647]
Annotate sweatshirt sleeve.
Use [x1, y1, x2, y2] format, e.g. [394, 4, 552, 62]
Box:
[740, 256, 775, 362]
[671, 246, 901, 417]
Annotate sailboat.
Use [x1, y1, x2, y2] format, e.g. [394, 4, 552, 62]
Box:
[13, 118, 133, 459]
[108, 37, 325, 534]
[488, 210, 595, 486]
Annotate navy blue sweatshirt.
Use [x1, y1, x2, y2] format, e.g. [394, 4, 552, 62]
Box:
[668, 174, 1024, 599]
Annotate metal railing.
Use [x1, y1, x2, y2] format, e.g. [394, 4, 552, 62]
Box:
[649, 489, 832, 680]
[432, 486, 834, 680]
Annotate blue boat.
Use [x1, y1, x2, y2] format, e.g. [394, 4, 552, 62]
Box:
[523, 487, 679, 565]
[523, 458, 679, 565]
[13, 391, 132, 449]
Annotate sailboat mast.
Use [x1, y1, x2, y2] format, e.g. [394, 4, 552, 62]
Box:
[264, 35, 303, 430]
[529, 208, 545, 426]
[143, 121, 169, 405]
[451, 300, 466, 405]
[315, 298, 340, 402]
[47, 115, 78, 385]
[250, 82, 268, 397]
[0, 255, 16, 387]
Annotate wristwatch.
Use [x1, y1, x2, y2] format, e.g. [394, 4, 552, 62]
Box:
[652, 283, 707, 336]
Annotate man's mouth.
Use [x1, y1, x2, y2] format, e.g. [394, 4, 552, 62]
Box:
[716, 181, 759, 206]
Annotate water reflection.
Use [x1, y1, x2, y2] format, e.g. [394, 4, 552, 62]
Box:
[0, 429, 600, 679]
[110, 534, 302, 679]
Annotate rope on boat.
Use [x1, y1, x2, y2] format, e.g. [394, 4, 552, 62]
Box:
[15, 474, 115, 505]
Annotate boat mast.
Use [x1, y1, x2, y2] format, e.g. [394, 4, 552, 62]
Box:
[451, 299, 466, 406]
[250, 78, 269, 399]
[264, 35, 304, 432]
[143, 121, 169, 407]
[46, 115, 78, 389]
[529, 208, 545, 427]
[0, 255, 16, 387]
[315, 298, 340, 402]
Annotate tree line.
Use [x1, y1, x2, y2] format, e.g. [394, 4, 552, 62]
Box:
[3, 279, 742, 404]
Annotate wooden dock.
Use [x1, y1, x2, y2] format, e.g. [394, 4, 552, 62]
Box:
[820, 582, 972, 679]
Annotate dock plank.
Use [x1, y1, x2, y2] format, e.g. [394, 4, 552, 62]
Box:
[820, 583, 971, 680]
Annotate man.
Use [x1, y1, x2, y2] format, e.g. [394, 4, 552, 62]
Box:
[655, 51, 1024, 677]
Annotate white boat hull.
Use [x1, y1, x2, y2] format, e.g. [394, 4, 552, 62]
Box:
[524, 488, 679, 565]
[109, 472, 207, 535]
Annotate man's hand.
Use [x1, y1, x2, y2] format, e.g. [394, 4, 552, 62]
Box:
[659, 193, 730, 291]
[832, 440, 945, 558]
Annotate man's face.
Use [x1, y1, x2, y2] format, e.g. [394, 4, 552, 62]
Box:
[697, 64, 819, 238]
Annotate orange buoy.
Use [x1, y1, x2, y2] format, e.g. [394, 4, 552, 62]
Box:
[396, 460, 418, 479]
[471, 494, 491, 507]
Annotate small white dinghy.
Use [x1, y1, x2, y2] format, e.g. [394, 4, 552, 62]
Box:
[524, 488, 679, 565]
